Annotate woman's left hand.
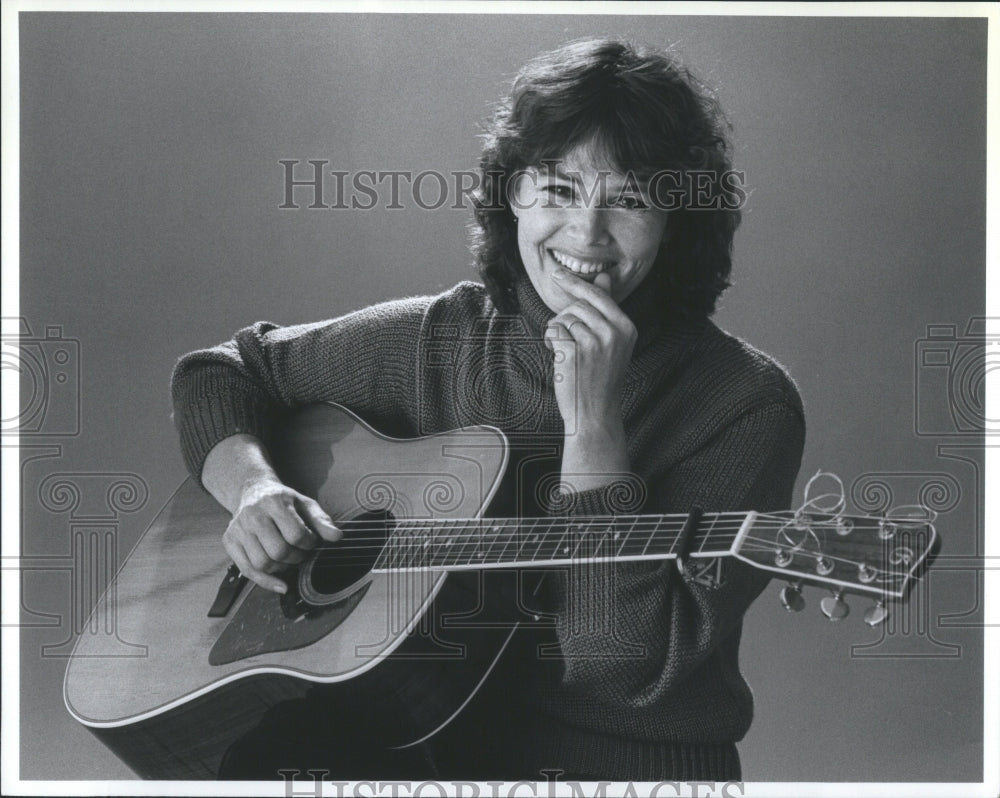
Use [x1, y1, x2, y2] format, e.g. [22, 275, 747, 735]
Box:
[544, 269, 636, 488]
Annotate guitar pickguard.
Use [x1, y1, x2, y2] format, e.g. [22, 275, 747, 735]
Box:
[209, 580, 371, 666]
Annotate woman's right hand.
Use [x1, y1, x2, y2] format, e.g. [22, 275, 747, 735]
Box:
[202, 433, 341, 594]
[223, 476, 342, 594]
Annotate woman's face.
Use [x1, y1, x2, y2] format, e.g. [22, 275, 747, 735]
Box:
[509, 143, 669, 313]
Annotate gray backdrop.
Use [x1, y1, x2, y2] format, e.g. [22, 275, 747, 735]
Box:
[15, 12, 987, 785]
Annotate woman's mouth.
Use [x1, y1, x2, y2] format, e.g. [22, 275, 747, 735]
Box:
[548, 248, 615, 279]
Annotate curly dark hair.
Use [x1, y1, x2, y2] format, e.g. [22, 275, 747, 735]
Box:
[471, 38, 741, 319]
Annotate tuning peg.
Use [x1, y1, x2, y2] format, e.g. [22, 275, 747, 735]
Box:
[779, 581, 805, 612]
[820, 589, 850, 621]
[864, 600, 889, 627]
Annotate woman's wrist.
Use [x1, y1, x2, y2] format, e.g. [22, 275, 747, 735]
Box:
[202, 433, 281, 515]
[560, 415, 630, 494]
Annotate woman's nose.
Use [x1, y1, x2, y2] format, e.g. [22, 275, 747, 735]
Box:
[567, 205, 612, 247]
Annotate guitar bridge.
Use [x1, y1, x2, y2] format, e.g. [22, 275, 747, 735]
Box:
[207, 564, 248, 618]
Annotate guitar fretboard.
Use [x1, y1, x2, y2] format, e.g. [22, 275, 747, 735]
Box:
[371, 511, 754, 572]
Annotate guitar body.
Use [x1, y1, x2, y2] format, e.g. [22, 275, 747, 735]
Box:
[63, 403, 511, 779]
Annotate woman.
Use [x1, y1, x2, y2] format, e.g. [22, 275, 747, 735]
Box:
[172, 38, 805, 782]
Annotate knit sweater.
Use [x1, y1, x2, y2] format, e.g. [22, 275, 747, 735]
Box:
[171, 274, 806, 780]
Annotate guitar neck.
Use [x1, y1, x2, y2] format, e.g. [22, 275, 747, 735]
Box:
[372, 511, 754, 572]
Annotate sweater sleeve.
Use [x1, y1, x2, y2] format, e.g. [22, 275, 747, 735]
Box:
[550, 398, 806, 708]
[170, 297, 429, 482]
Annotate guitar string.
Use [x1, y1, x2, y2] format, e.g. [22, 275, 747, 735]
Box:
[285, 538, 912, 593]
[305, 519, 895, 554]
[294, 510, 887, 540]
[289, 523, 904, 576]
[250, 503, 912, 570]
[300, 514, 896, 555]
[319, 535, 890, 564]
[281, 509, 895, 535]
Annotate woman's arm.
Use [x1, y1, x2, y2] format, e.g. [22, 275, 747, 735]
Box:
[544, 270, 635, 493]
[171, 297, 429, 482]
[201, 433, 341, 594]
[171, 297, 430, 590]
[552, 399, 805, 706]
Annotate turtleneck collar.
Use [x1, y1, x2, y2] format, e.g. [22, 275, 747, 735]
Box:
[512, 271, 694, 355]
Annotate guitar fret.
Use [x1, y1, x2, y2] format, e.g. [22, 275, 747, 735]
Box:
[544, 519, 572, 562]
[383, 525, 398, 570]
[615, 515, 640, 558]
[603, 517, 626, 559]
[617, 516, 648, 558]
[697, 513, 719, 555]
[481, 520, 506, 564]
[568, 520, 589, 560]
[509, 520, 536, 564]
[432, 520, 457, 568]
[389, 524, 406, 570]
[518, 518, 545, 562]
[398, 523, 419, 570]
[492, 519, 518, 564]
[573, 518, 603, 560]
[425, 519, 444, 568]
[640, 516, 660, 557]
[450, 520, 474, 566]
[531, 518, 559, 562]
[590, 518, 615, 558]
[413, 521, 434, 569]
[411, 522, 427, 569]
[452, 519, 473, 566]
[471, 519, 492, 564]
[456, 519, 479, 565]
[650, 516, 685, 558]
[384, 526, 399, 571]
[524, 519, 548, 563]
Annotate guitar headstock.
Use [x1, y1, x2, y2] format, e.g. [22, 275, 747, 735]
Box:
[734, 506, 940, 625]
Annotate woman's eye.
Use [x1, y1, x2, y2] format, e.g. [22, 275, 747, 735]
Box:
[612, 195, 648, 211]
[545, 184, 573, 199]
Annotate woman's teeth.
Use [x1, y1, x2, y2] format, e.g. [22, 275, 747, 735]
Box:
[550, 249, 613, 275]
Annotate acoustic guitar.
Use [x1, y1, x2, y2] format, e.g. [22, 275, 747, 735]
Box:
[63, 402, 939, 779]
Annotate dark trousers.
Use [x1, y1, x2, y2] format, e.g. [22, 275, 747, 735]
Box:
[217, 682, 526, 781]
[218, 696, 440, 779]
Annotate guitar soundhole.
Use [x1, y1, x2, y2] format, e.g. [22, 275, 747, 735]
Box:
[299, 510, 393, 604]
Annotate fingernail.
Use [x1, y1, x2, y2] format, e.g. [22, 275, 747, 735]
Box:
[275, 585, 287, 594]
[551, 270, 564, 280]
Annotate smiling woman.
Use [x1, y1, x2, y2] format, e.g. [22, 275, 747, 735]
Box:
[169, 37, 806, 781]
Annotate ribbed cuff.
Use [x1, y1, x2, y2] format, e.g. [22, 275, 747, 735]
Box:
[558, 474, 647, 518]
[176, 388, 275, 484]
